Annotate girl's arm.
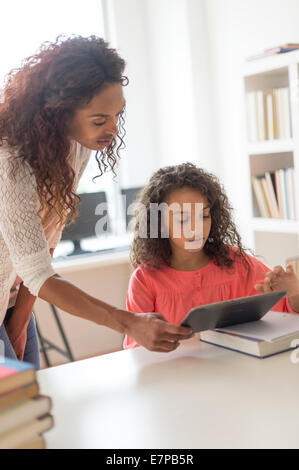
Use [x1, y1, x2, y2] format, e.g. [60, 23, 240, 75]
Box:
[254, 264, 299, 312]
[39, 273, 192, 352]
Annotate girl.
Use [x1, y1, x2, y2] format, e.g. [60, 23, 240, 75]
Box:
[0, 36, 192, 368]
[124, 163, 299, 348]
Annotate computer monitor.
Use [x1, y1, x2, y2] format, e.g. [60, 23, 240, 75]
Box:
[120, 187, 143, 231]
[61, 191, 111, 255]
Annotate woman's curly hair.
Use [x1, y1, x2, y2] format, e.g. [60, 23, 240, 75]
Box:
[130, 162, 251, 273]
[0, 35, 128, 227]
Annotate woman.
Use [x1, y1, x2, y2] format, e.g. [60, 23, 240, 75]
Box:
[0, 35, 192, 369]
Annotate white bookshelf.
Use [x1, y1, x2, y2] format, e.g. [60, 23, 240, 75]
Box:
[247, 138, 294, 155]
[243, 49, 299, 268]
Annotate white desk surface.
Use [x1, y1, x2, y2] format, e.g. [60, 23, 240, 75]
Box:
[37, 337, 299, 449]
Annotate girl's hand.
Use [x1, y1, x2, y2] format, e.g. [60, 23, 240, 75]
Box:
[125, 312, 194, 353]
[254, 264, 299, 297]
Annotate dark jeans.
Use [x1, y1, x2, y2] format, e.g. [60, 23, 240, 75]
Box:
[0, 307, 40, 370]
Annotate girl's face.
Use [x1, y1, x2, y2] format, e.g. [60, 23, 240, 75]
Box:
[66, 82, 125, 151]
[163, 187, 212, 254]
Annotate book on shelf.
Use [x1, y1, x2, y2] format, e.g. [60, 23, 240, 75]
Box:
[0, 358, 54, 449]
[284, 169, 290, 219]
[246, 44, 299, 61]
[200, 311, 299, 358]
[251, 168, 295, 219]
[256, 90, 266, 141]
[246, 87, 291, 142]
[273, 88, 282, 139]
[252, 176, 269, 218]
[265, 90, 274, 140]
[274, 170, 283, 218]
[246, 92, 258, 142]
[266, 43, 299, 53]
[278, 168, 288, 218]
[274, 87, 292, 140]
[286, 167, 296, 219]
[260, 176, 274, 217]
[281, 87, 292, 139]
[265, 171, 279, 218]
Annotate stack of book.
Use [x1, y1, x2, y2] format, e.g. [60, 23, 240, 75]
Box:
[252, 168, 296, 219]
[246, 43, 299, 61]
[0, 358, 53, 449]
[246, 87, 291, 142]
[200, 310, 299, 358]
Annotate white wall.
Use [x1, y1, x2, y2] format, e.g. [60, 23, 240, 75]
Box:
[103, 0, 160, 188]
[203, 0, 299, 246]
[103, 0, 299, 246]
[103, 0, 216, 189]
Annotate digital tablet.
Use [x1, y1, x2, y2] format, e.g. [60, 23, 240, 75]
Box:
[180, 290, 287, 332]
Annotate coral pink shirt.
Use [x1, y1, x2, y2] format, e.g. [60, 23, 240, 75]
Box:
[124, 250, 296, 349]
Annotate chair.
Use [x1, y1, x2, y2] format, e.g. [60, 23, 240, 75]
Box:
[34, 304, 74, 367]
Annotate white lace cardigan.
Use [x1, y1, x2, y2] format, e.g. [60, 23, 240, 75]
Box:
[0, 141, 91, 325]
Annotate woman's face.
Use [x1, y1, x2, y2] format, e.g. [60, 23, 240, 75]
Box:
[163, 187, 212, 253]
[66, 82, 125, 151]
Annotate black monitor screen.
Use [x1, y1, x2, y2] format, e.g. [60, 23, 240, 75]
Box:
[121, 187, 143, 231]
[61, 191, 111, 253]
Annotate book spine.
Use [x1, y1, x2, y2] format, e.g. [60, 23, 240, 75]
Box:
[246, 92, 258, 142]
[289, 167, 296, 219]
[283, 168, 290, 219]
[273, 88, 280, 138]
[265, 171, 279, 218]
[0, 383, 39, 411]
[281, 87, 291, 139]
[286, 168, 296, 220]
[0, 395, 52, 435]
[279, 168, 288, 218]
[251, 176, 269, 217]
[0, 414, 53, 449]
[260, 177, 274, 217]
[256, 90, 265, 141]
[274, 170, 283, 218]
[266, 91, 274, 140]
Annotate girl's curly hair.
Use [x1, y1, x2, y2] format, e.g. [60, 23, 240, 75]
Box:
[130, 162, 251, 273]
[0, 35, 128, 227]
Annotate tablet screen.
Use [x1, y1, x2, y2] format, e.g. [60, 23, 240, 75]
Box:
[180, 290, 287, 332]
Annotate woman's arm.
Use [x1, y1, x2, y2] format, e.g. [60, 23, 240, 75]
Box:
[39, 274, 193, 352]
[0, 156, 192, 351]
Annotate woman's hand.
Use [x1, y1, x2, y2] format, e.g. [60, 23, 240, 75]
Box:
[254, 264, 299, 312]
[122, 311, 194, 352]
[39, 275, 193, 350]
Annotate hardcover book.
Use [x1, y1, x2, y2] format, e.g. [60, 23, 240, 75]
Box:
[200, 311, 299, 358]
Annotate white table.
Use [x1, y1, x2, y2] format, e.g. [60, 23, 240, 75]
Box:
[37, 337, 299, 449]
